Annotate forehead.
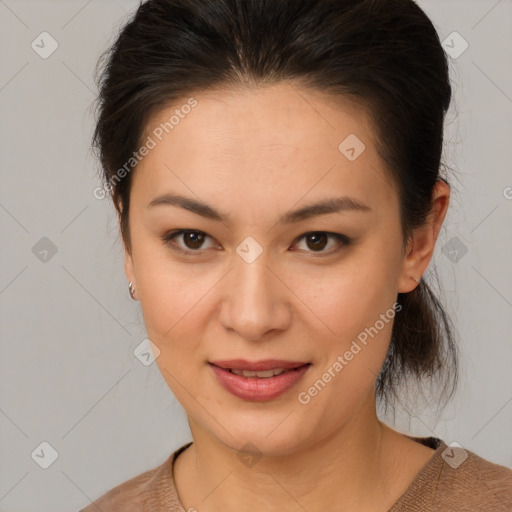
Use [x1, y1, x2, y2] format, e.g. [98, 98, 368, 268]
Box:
[144, 82, 375, 156]
[133, 83, 396, 217]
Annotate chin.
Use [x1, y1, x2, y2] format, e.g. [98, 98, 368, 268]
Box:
[211, 418, 310, 458]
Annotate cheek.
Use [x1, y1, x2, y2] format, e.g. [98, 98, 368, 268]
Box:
[131, 232, 208, 338]
[293, 254, 397, 339]
[294, 277, 395, 424]
[138, 277, 208, 357]
[289, 253, 398, 393]
[137, 268, 209, 403]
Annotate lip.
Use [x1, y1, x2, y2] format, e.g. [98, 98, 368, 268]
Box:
[209, 361, 311, 401]
[210, 359, 310, 371]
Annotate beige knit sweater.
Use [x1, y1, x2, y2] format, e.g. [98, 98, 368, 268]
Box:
[79, 436, 512, 511]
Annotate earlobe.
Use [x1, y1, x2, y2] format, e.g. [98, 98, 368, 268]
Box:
[128, 281, 137, 300]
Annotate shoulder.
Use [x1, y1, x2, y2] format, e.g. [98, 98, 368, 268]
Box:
[78, 455, 172, 512]
[391, 437, 512, 512]
[432, 444, 512, 511]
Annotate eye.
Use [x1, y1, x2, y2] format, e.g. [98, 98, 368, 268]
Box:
[161, 230, 217, 255]
[292, 231, 350, 255]
[161, 229, 350, 256]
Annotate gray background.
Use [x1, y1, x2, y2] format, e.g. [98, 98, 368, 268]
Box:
[0, 0, 511, 509]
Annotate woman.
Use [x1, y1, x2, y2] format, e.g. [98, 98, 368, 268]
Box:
[81, 0, 512, 510]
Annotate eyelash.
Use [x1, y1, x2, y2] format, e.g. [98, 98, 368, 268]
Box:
[160, 230, 351, 257]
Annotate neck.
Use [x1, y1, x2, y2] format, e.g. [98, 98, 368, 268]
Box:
[174, 388, 404, 512]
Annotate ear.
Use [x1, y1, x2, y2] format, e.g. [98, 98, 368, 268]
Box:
[124, 243, 136, 295]
[117, 198, 137, 295]
[398, 179, 450, 293]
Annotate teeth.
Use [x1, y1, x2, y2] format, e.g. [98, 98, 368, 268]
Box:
[230, 368, 288, 378]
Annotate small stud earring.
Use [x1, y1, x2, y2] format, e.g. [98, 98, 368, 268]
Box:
[128, 281, 137, 300]
[411, 276, 421, 284]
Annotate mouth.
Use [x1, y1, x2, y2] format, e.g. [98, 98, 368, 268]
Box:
[210, 359, 310, 371]
[210, 365, 309, 378]
[208, 360, 312, 401]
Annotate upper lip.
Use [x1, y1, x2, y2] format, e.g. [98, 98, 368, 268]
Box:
[210, 359, 310, 371]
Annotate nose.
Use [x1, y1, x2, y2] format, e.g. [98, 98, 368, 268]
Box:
[219, 253, 291, 342]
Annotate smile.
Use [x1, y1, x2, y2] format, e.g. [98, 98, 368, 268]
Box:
[208, 360, 312, 401]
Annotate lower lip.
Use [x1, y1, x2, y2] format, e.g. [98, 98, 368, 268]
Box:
[209, 363, 311, 401]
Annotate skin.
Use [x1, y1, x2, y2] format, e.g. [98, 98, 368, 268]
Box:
[122, 82, 450, 511]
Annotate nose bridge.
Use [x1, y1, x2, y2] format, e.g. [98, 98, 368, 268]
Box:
[220, 245, 288, 340]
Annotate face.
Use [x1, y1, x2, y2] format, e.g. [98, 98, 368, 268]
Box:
[124, 83, 424, 455]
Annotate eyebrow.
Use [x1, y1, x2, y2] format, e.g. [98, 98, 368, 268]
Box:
[147, 193, 371, 224]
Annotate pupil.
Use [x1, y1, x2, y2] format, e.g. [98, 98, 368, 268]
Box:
[185, 232, 204, 249]
[307, 233, 327, 251]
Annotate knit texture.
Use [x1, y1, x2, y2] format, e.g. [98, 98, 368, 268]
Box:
[79, 436, 512, 511]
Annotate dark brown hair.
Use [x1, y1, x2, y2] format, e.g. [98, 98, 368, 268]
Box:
[93, 0, 459, 415]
